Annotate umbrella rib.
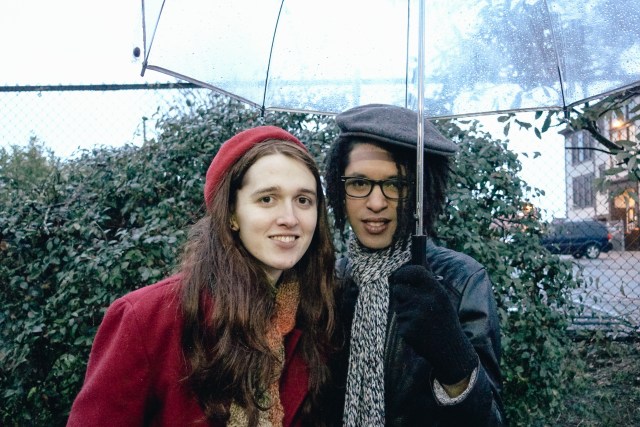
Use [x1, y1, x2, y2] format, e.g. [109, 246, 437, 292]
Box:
[541, 0, 568, 116]
[141, 0, 148, 75]
[144, 65, 262, 110]
[261, 0, 287, 116]
[566, 82, 640, 109]
[141, 0, 167, 77]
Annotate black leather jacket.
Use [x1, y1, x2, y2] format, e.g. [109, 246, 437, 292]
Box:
[329, 241, 506, 427]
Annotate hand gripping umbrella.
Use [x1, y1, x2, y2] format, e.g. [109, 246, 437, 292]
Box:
[140, 0, 640, 261]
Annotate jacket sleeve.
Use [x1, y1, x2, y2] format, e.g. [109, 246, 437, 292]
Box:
[434, 266, 506, 426]
[67, 298, 153, 426]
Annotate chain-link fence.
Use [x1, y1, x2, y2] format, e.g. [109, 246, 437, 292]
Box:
[1, 83, 638, 337]
[560, 105, 640, 338]
[0, 83, 207, 158]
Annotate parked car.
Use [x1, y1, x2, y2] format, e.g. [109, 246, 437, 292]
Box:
[541, 220, 613, 259]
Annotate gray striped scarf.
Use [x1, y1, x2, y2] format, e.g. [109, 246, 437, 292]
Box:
[343, 237, 412, 426]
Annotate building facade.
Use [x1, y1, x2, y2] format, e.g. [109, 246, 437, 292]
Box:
[561, 98, 639, 250]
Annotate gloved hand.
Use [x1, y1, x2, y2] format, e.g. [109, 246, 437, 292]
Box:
[390, 264, 477, 385]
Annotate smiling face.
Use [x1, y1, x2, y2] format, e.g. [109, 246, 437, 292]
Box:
[233, 153, 318, 283]
[344, 143, 403, 250]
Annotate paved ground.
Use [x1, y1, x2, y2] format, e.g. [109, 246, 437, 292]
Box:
[566, 250, 640, 336]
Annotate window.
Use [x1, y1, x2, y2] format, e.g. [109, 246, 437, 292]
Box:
[572, 173, 595, 208]
[608, 101, 638, 144]
[570, 132, 594, 165]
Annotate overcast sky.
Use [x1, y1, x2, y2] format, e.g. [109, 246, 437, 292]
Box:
[0, 0, 166, 86]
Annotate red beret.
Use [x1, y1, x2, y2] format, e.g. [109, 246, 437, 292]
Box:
[204, 126, 307, 209]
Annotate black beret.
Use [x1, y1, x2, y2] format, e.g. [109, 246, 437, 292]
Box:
[336, 104, 458, 156]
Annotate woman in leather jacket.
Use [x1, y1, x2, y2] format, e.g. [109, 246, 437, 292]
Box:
[324, 104, 506, 426]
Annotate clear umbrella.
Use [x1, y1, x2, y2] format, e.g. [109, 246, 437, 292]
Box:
[140, 0, 640, 258]
[141, 0, 640, 118]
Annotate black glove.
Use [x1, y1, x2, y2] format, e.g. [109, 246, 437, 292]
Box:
[390, 264, 477, 385]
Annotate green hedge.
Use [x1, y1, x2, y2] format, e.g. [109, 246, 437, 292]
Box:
[1, 94, 582, 426]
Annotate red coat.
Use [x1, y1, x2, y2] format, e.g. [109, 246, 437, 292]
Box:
[67, 275, 310, 426]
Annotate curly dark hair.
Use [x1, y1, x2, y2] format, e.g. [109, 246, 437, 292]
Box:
[324, 135, 451, 242]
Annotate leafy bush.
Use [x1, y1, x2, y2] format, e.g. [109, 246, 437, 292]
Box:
[1, 93, 581, 426]
[0, 137, 58, 204]
[0, 94, 330, 426]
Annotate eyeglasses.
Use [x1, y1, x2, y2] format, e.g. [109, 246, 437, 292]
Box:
[341, 176, 412, 200]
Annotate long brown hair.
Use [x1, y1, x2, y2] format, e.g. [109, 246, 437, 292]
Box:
[179, 140, 336, 425]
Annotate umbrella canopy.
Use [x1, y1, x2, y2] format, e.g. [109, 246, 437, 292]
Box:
[141, 0, 640, 118]
[140, 0, 640, 262]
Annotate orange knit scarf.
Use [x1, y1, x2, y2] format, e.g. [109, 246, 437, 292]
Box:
[228, 278, 300, 427]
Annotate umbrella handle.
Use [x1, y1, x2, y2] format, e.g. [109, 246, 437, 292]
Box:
[411, 234, 428, 266]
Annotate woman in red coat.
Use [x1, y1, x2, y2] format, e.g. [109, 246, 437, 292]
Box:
[67, 126, 337, 427]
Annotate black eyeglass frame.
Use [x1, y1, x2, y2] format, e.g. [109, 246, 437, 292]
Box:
[340, 176, 413, 200]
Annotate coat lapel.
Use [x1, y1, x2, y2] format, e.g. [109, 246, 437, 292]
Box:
[280, 329, 308, 427]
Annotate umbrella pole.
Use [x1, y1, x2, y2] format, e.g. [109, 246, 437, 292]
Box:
[412, 0, 428, 265]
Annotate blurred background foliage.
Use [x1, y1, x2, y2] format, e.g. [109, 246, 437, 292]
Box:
[1, 93, 582, 426]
